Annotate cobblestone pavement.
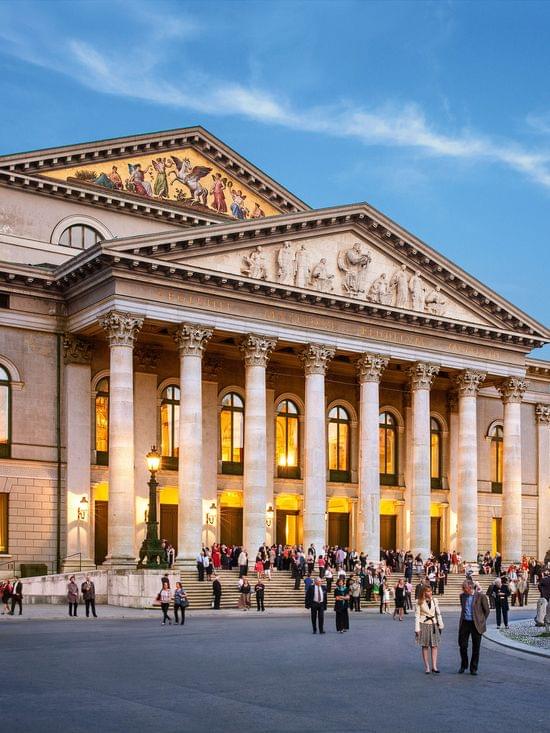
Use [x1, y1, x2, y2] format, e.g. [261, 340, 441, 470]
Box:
[0, 608, 547, 733]
[501, 618, 550, 650]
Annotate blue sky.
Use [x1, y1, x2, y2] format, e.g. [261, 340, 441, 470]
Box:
[0, 0, 549, 358]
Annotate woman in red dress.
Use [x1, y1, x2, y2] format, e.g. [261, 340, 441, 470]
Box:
[212, 543, 221, 570]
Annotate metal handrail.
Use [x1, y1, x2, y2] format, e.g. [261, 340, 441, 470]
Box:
[0, 560, 15, 572]
[64, 552, 82, 572]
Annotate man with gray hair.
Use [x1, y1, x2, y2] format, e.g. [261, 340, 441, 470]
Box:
[458, 578, 490, 675]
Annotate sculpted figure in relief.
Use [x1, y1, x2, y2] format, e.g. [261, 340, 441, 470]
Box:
[425, 285, 447, 316]
[367, 272, 391, 305]
[295, 245, 310, 288]
[277, 241, 296, 285]
[390, 264, 409, 308]
[409, 271, 426, 311]
[337, 242, 372, 296]
[241, 246, 267, 280]
[310, 258, 334, 293]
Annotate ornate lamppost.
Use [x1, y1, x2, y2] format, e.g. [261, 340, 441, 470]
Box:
[138, 446, 168, 568]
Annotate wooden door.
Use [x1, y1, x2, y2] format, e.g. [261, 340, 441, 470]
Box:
[380, 514, 397, 551]
[220, 507, 243, 546]
[328, 512, 350, 547]
[276, 510, 299, 545]
[430, 517, 441, 555]
[160, 504, 178, 553]
[94, 500, 108, 566]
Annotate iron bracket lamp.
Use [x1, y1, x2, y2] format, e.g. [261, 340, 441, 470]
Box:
[77, 496, 88, 521]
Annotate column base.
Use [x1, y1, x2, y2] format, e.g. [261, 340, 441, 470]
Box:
[174, 556, 198, 570]
[102, 556, 138, 569]
[61, 557, 96, 573]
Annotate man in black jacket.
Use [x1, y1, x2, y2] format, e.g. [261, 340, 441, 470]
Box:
[81, 576, 97, 618]
[212, 575, 222, 609]
[10, 578, 23, 616]
[306, 577, 327, 634]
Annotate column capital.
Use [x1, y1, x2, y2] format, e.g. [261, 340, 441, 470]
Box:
[356, 353, 389, 383]
[535, 403, 550, 424]
[134, 344, 161, 371]
[453, 369, 486, 398]
[173, 323, 213, 356]
[63, 333, 92, 365]
[240, 333, 277, 367]
[408, 362, 440, 391]
[100, 310, 143, 347]
[497, 377, 527, 404]
[300, 343, 335, 375]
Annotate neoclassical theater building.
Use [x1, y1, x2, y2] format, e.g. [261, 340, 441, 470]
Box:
[0, 126, 549, 574]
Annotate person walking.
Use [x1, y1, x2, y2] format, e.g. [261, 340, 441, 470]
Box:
[173, 582, 188, 625]
[67, 576, 79, 617]
[81, 576, 97, 618]
[458, 578, 490, 675]
[1, 579, 12, 614]
[159, 581, 172, 625]
[212, 575, 222, 609]
[306, 577, 327, 634]
[254, 579, 266, 611]
[414, 585, 444, 674]
[494, 576, 510, 629]
[9, 578, 22, 616]
[334, 578, 350, 633]
[393, 578, 405, 621]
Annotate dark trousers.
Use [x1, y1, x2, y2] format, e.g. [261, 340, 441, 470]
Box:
[294, 575, 301, 590]
[68, 602, 78, 616]
[326, 579, 332, 594]
[160, 603, 171, 623]
[256, 592, 265, 611]
[319, 567, 325, 578]
[239, 564, 248, 578]
[310, 602, 324, 632]
[174, 605, 186, 625]
[197, 562, 204, 581]
[352, 596, 361, 611]
[213, 593, 221, 610]
[495, 604, 509, 627]
[85, 599, 97, 617]
[458, 620, 482, 672]
[10, 597, 22, 615]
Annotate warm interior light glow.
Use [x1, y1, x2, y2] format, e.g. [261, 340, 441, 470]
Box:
[146, 446, 161, 473]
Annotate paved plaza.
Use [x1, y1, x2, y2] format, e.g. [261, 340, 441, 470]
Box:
[0, 608, 547, 733]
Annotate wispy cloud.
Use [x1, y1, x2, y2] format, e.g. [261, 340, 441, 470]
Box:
[3, 3, 550, 189]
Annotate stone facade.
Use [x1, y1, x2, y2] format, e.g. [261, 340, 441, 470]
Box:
[0, 127, 549, 574]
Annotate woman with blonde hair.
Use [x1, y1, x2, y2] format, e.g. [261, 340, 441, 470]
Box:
[415, 585, 444, 673]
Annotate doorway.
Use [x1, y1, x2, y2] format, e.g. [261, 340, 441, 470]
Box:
[94, 500, 108, 566]
[276, 509, 300, 545]
[160, 504, 178, 553]
[380, 514, 397, 551]
[492, 517, 502, 555]
[220, 507, 243, 546]
[431, 517, 441, 555]
[328, 512, 350, 547]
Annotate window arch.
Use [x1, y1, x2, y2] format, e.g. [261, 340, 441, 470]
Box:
[379, 411, 398, 485]
[160, 385, 180, 469]
[95, 377, 109, 465]
[220, 392, 244, 475]
[59, 224, 103, 249]
[276, 399, 300, 479]
[0, 365, 11, 458]
[328, 405, 350, 482]
[489, 424, 503, 493]
[430, 417, 443, 489]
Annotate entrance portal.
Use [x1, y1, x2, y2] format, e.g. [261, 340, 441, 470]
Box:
[430, 517, 441, 555]
[160, 504, 178, 552]
[94, 500, 108, 566]
[328, 512, 349, 547]
[276, 510, 300, 546]
[380, 514, 397, 551]
[492, 517, 502, 555]
[220, 507, 243, 546]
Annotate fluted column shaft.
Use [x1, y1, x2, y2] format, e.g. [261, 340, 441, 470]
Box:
[357, 354, 388, 561]
[301, 344, 335, 552]
[409, 362, 439, 559]
[455, 370, 485, 562]
[499, 378, 526, 563]
[100, 311, 143, 564]
[241, 335, 277, 556]
[174, 324, 213, 564]
[536, 405, 550, 562]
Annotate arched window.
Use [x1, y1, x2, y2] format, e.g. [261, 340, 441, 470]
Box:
[0, 365, 11, 459]
[160, 385, 179, 470]
[328, 405, 350, 482]
[490, 424, 503, 493]
[276, 399, 300, 479]
[59, 224, 103, 249]
[95, 377, 109, 465]
[430, 417, 443, 489]
[379, 411, 398, 485]
[220, 392, 244, 475]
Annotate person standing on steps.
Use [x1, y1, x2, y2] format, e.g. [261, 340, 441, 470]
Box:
[238, 548, 248, 578]
[196, 550, 205, 581]
[212, 575, 222, 609]
[306, 577, 327, 634]
[457, 578, 490, 675]
[415, 585, 444, 674]
[254, 578, 266, 612]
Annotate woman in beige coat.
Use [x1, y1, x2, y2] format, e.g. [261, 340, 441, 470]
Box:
[415, 585, 444, 673]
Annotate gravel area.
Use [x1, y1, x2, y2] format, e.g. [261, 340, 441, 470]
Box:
[501, 619, 550, 650]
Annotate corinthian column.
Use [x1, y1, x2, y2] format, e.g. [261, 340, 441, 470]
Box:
[356, 353, 389, 561]
[454, 370, 485, 562]
[535, 404, 550, 562]
[174, 324, 213, 565]
[240, 334, 277, 555]
[301, 343, 335, 552]
[408, 362, 439, 559]
[100, 310, 143, 565]
[498, 377, 526, 563]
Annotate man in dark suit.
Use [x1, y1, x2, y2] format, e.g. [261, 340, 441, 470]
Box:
[212, 575, 222, 609]
[10, 578, 23, 616]
[458, 579, 490, 675]
[306, 577, 327, 634]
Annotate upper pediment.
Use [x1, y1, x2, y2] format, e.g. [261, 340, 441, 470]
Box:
[0, 126, 308, 222]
